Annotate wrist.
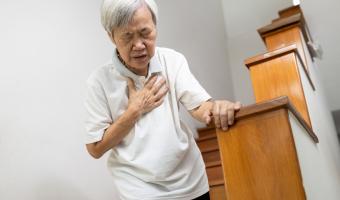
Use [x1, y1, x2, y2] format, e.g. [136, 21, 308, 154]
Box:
[127, 104, 142, 120]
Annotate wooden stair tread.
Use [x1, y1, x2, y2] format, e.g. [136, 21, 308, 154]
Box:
[196, 133, 217, 142]
[199, 146, 219, 153]
[197, 127, 216, 139]
[209, 179, 225, 187]
[205, 160, 221, 168]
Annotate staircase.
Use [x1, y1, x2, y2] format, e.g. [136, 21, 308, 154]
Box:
[196, 127, 226, 200]
[195, 4, 340, 200]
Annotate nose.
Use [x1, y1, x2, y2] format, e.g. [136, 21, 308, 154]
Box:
[132, 37, 146, 51]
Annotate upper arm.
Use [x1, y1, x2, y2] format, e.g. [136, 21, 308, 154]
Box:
[84, 78, 112, 145]
[174, 54, 211, 110]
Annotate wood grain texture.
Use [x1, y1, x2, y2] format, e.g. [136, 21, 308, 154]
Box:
[278, 5, 301, 19]
[258, 13, 302, 36]
[264, 26, 308, 72]
[202, 149, 221, 164]
[244, 44, 315, 91]
[197, 137, 219, 152]
[206, 165, 224, 186]
[257, 2, 315, 69]
[217, 108, 306, 200]
[234, 96, 318, 143]
[210, 185, 227, 200]
[198, 97, 318, 200]
[248, 52, 312, 128]
[197, 127, 216, 141]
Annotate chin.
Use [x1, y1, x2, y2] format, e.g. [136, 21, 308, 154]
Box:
[128, 62, 148, 75]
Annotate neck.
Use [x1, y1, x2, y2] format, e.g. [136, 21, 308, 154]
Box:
[116, 50, 148, 77]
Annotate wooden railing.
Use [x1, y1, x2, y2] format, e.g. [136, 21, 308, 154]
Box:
[197, 5, 340, 200]
[197, 96, 318, 200]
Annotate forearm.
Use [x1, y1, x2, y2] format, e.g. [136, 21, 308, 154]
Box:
[86, 106, 140, 158]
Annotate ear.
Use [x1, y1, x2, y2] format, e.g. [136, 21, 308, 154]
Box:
[107, 31, 116, 45]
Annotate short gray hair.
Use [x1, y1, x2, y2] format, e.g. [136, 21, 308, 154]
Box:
[101, 0, 158, 33]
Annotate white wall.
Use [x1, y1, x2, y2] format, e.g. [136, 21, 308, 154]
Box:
[220, 0, 340, 111]
[293, 43, 340, 198]
[0, 0, 117, 199]
[221, 0, 293, 105]
[300, 0, 340, 111]
[220, 1, 340, 198]
[0, 0, 233, 199]
[156, 0, 234, 130]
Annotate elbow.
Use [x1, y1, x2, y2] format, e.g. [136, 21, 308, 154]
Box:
[89, 151, 102, 159]
[86, 143, 103, 159]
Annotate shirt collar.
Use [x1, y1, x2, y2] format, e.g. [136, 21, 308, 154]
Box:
[112, 48, 162, 83]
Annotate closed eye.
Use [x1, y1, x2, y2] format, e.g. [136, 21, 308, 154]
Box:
[141, 29, 151, 37]
[122, 32, 133, 41]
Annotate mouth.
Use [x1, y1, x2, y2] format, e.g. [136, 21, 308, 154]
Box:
[132, 54, 148, 61]
[133, 54, 147, 58]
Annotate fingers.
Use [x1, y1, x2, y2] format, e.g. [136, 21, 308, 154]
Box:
[153, 85, 169, 101]
[220, 104, 229, 131]
[234, 101, 242, 110]
[151, 76, 166, 94]
[151, 87, 169, 110]
[212, 100, 241, 131]
[153, 96, 166, 108]
[144, 75, 158, 89]
[227, 104, 235, 126]
[213, 102, 221, 129]
[202, 109, 212, 124]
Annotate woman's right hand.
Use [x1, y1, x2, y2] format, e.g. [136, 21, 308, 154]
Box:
[126, 75, 169, 117]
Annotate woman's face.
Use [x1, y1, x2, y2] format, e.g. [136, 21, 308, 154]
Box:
[112, 5, 157, 76]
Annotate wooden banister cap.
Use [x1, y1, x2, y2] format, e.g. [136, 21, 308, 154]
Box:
[244, 44, 298, 68]
[258, 13, 302, 38]
[235, 96, 319, 143]
[199, 96, 318, 143]
[278, 5, 301, 18]
[244, 43, 315, 90]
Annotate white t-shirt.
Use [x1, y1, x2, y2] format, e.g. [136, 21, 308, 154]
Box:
[85, 47, 211, 200]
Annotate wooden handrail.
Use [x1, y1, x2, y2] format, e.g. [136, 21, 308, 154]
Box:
[258, 13, 302, 38]
[234, 96, 318, 143]
[201, 96, 318, 143]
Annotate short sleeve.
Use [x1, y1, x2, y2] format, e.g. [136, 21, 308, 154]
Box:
[175, 55, 211, 110]
[84, 79, 112, 144]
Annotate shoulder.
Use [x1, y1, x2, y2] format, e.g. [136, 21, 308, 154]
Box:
[86, 62, 113, 87]
[156, 47, 186, 61]
[156, 47, 188, 75]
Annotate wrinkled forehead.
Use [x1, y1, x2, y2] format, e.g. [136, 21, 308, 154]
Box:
[124, 4, 156, 27]
[117, 6, 156, 32]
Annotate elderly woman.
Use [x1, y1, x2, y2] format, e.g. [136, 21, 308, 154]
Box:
[85, 0, 241, 199]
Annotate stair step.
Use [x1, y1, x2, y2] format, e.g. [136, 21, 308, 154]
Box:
[200, 146, 219, 153]
[206, 165, 224, 187]
[196, 133, 217, 142]
[202, 148, 221, 164]
[197, 137, 219, 152]
[205, 160, 221, 168]
[197, 127, 216, 139]
[209, 180, 225, 187]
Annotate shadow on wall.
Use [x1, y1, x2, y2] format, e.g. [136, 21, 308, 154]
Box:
[332, 110, 340, 143]
[34, 178, 90, 200]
